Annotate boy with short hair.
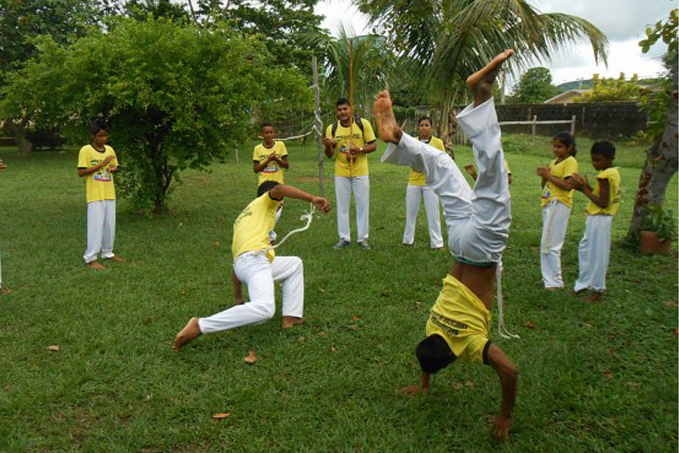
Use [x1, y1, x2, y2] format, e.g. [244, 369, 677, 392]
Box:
[77, 119, 124, 270]
[322, 99, 377, 250]
[569, 141, 621, 302]
[373, 50, 518, 440]
[173, 181, 331, 350]
[253, 123, 288, 187]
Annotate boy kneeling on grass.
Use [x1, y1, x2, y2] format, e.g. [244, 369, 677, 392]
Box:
[373, 50, 518, 440]
[174, 181, 331, 350]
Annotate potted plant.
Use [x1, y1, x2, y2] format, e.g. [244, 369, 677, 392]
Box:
[639, 204, 677, 255]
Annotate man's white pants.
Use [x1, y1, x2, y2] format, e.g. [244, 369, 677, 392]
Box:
[84, 200, 116, 263]
[334, 175, 369, 242]
[403, 185, 443, 248]
[574, 215, 612, 293]
[382, 99, 510, 264]
[198, 253, 304, 334]
[540, 200, 571, 288]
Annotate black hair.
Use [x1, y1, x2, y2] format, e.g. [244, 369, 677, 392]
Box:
[261, 122, 274, 130]
[90, 118, 108, 136]
[336, 98, 351, 107]
[415, 334, 456, 374]
[418, 116, 433, 126]
[591, 141, 616, 159]
[257, 180, 280, 197]
[554, 131, 577, 157]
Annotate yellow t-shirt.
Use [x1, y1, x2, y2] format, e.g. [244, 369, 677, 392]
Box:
[325, 118, 376, 177]
[408, 137, 445, 186]
[253, 141, 288, 185]
[425, 275, 491, 364]
[586, 167, 621, 216]
[77, 145, 118, 203]
[541, 156, 578, 208]
[232, 192, 281, 262]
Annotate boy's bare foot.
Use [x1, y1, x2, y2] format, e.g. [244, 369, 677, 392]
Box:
[373, 90, 403, 144]
[173, 317, 201, 350]
[281, 316, 304, 329]
[0, 286, 12, 295]
[546, 287, 563, 292]
[105, 256, 125, 263]
[584, 292, 603, 303]
[87, 261, 106, 270]
[466, 49, 514, 106]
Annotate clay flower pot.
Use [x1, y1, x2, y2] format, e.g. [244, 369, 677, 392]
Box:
[639, 230, 672, 255]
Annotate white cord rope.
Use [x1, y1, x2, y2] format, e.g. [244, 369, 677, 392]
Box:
[264, 204, 316, 251]
[496, 260, 519, 339]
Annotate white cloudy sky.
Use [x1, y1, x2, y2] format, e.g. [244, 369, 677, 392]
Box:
[314, 0, 677, 88]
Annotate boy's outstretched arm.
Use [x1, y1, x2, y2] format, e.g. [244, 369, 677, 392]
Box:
[487, 344, 518, 440]
[269, 184, 332, 213]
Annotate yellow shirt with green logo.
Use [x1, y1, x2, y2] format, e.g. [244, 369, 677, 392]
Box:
[586, 167, 621, 216]
[408, 137, 445, 186]
[425, 275, 491, 364]
[325, 119, 376, 177]
[232, 192, 281, 262]
[77, 145, 118, 203]
[541, 156, 578, 208]
[253, 141, 288, 185]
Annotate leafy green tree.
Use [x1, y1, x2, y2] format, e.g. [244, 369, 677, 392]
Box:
[576, 73, 641, 102]
[509, 67, 561, 103]
[1, 18, 311, 213]
[627, 9, 678, 244]
[0, 0, 100, 155]
[353, 0, 608, 141]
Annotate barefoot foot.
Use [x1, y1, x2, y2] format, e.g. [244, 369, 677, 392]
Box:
[87, 260, 106, 270]
[584, 292, 603, 303]
[373, 90, 403, 144]
[173, 317, 201, 351]
[466, 49, 514, 106]
[105, 256, 126, 263]
[0, 286, 12, 295]
[281, 316, 304, 329]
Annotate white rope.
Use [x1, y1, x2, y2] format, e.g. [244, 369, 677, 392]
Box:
[264, 204, 316, 251]
[496, 260, 519, 339]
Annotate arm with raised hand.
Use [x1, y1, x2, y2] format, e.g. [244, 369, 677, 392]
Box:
[269, 184, 332, 214]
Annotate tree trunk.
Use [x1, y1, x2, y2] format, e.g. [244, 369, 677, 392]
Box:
[626, 64, 679, 242]
[4, 121, 33, 157]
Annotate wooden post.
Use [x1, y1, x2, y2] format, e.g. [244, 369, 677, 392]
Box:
[234, 147, 239, 164]
[312, 56, 326, 198]
[570, 115, 576, 136]
[531, 115, 537, 136]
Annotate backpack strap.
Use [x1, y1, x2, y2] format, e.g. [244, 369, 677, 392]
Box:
[332, 115, 365, 139]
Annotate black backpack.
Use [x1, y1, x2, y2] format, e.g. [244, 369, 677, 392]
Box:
[331, 115, 365, 139]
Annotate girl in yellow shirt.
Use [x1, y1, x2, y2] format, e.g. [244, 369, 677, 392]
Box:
[536, 132, 578, 290]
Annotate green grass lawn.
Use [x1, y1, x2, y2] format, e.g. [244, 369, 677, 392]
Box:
[0, 135, 677, 452]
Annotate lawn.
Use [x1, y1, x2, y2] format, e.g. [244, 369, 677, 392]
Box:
[0, 134, 677, 452]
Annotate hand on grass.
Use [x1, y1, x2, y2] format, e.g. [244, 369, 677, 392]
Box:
[491, 415, 512, 440]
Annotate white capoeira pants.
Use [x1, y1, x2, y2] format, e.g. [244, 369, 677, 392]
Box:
[574, 215, 612, 293]
[403, 185, 443, 248]
[540, 199, 571, 288]
[84, 199, 116, 263]
[198, 252, 304, 334]
[334, 175, 370, 242]
[382, 99, 510, 264]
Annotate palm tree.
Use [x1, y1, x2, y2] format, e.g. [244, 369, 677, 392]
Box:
[353, 0, 608, 140]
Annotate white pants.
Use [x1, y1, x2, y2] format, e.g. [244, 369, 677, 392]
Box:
[198, 253, 304, 334]
[334, 175, 370, 242]
[403, 185, 443, 248]
[382, 99, 510, 264]
[84, 200, 116, 263]
[540, 200, 571, 288]
[574, 215, 612, 293]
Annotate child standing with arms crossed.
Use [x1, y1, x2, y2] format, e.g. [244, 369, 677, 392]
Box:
[78, 119, 124, 270]
[569, 141, 620, 302]
[536, 132, 578, 290]
[402, 117, 445, 249]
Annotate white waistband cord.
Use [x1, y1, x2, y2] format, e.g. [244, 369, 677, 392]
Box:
[264, 204, 316, 251]
[496, 261, 519, 339]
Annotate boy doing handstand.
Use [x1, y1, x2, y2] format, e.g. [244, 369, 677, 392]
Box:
[173, 181, 331, 350]
[373, 50, 518, 440]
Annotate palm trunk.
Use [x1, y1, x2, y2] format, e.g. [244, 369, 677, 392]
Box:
[626, 64, 678, 242]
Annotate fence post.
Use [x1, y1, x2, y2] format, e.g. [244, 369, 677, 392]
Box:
[531, 115, 537, 136]
[570, 115, 576, 136]
[312, 56, 326, 198]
